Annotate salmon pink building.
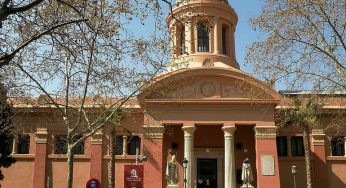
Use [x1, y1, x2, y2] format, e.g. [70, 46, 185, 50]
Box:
[1, 0, 346, 188]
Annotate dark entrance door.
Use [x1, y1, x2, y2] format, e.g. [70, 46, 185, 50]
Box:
[197, 158, 217, 188]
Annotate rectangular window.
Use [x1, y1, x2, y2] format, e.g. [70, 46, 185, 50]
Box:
[17, 135, 30, 154]
[5, 138, 13, 154]
[127, 136, 141, 155]
[222, 26, 227, 55]
[114, 135, 124, 155]
[55, 135, 85, 155]
[180, 25, 185, 55]
[276, 136, 287, 156]
[55, 135, 67, 154]
[331, 137, 345, 156]
[291, 136, 304, 156]
[73, 135, 84, 155]
[197, 24, 209, 52]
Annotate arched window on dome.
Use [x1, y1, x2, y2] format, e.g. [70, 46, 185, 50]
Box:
[222, 24, 230, 55]
[197, 24, 209, 52]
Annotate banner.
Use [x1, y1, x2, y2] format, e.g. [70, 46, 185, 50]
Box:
[124, 165, 144, 188]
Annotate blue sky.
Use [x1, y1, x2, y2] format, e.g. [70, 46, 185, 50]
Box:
[229, 0, 264, 73]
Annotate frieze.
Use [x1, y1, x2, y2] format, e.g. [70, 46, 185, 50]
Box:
[254, 126, 277, 139]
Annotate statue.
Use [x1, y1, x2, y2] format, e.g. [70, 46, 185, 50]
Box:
[166, 155, 179, 187]
[241, 158, 254, 188]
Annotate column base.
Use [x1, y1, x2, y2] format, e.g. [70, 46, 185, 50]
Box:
[167, 184, 179, 188]
[241, 184, 254, 188]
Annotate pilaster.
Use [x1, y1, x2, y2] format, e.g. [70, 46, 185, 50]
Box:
[254, 125, 281, 188]
[33, 127, 48, 188]
[90, 129, 103, 182]
[311, 129, 328, 188]
[143, 125, 164, 188]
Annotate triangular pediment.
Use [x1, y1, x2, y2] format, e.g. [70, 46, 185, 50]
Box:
[139, 67, 281, 105]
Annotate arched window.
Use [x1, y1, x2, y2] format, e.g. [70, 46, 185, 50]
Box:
[197, 24, 209, 52]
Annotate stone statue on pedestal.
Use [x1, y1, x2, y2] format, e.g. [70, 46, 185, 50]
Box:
[166, 155, 179, 187]
[241, 158, 254, 188]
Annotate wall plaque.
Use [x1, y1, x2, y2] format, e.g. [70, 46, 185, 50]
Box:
[261, 155, 275, 176]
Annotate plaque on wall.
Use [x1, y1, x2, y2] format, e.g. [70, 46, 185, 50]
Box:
[261, 155, 275, 176]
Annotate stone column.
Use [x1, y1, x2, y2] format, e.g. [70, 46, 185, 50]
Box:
[185, 21, 193, 55]
[222, 125, 236, 188]
[190, 22, 195, 54]
[230, 24, 236, 60]
[122, 135, 127, 156]
[311, 129, 328, 188]
[90, 129, 103, 182]
[182, 125, 196, 188]
[254, 125, 281, 188]
[214, 17, 221, 54]
[33, 128, 48, 188]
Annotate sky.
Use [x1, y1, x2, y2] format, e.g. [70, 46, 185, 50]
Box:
[228, 0, 264, 73]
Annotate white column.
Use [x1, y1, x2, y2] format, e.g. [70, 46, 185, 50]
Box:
[222, 125, 236, 188]
[182, 125, 196, 188]
[122, 135, 127, 156]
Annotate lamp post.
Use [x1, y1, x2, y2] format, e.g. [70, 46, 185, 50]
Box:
[183, 158, 189, 188]
[291, 164, 297, 188]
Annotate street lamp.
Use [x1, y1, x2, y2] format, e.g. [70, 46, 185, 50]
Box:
[291, 164, 298, 188]
[183, 158, 189, 188]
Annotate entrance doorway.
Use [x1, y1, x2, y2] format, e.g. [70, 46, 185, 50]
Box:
[197, 158, 217, 188]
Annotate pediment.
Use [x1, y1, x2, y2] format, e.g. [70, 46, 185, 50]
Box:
[139, 68, 281, 104]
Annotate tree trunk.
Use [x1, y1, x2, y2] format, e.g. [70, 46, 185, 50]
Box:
[303, 125, 313, 188]
[67, 145, 74, 188]
[109, 128, 116, 188]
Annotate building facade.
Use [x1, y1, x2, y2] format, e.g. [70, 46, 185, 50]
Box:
[1, 0, 346, 188]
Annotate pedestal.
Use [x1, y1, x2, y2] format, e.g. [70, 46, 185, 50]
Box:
[241, 184, 254, 188]
[167, 184, 179, 188]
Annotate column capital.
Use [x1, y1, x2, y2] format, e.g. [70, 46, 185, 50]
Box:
[254, 126, 277, 140]
[35, 127, 48, 144]
[311, 129, 326, 145]
[143, 125, 164, 139]
[222, 125, 236, 136]
[182, 125, 196, 135]
[91, 129, 103, 144]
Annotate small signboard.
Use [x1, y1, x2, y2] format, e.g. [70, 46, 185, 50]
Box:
[261, 155, 275, 176]
[124, 165, 144, 188]
[86, 178, 101, 188]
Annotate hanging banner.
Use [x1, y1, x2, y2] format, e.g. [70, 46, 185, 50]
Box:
[124, 165, 144, 188]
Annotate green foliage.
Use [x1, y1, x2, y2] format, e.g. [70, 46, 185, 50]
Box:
[0, 83, 15, 181]
[284, 96, 323, 128]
